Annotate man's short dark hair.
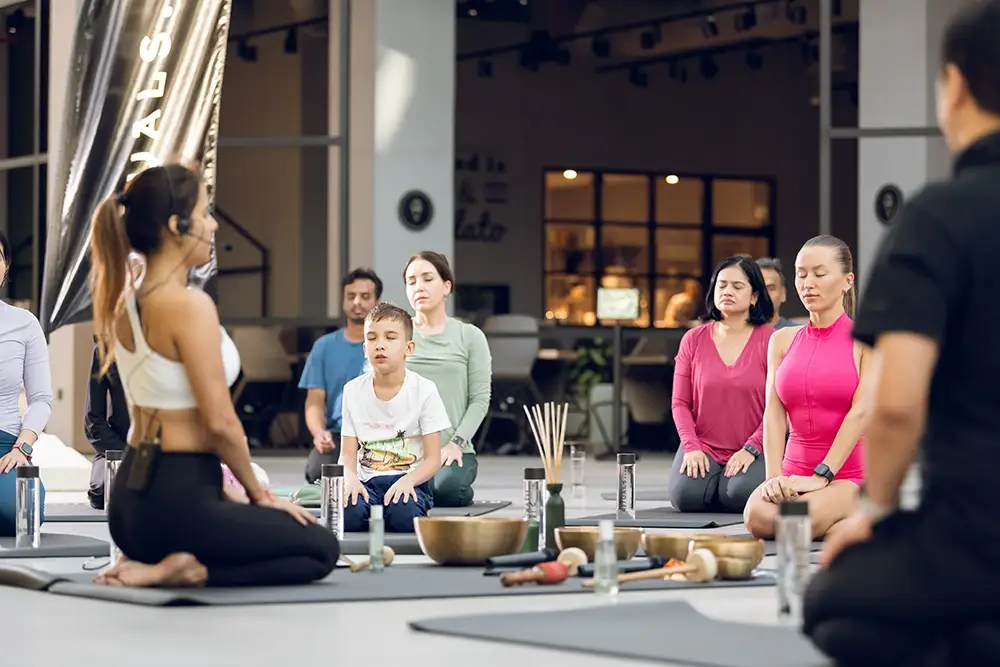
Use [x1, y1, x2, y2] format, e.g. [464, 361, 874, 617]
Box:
[365, 301, 413, 340]
[942, 0, 1000, 116]
[756, 257, 785, 286]
[705, 255, 774, 326]
[342, 268, 383, 298]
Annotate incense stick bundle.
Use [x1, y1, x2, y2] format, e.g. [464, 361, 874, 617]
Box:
[523, 402, 570, 484]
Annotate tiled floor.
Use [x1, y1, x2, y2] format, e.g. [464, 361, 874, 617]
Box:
[5, 453, 914, 666]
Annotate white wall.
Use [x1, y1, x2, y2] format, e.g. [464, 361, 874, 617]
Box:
[454, 40, 859, 319]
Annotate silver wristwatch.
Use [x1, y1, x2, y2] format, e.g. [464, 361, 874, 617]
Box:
[859, 494, 893, 523]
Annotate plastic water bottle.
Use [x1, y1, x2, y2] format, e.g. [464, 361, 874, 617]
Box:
[105, 450, 124, 565]
[320, 464, 345, 540]
[593, 520, 619, 597]
[522, 467, 545, 551]
[776, 501, 812, 624]
[369, 505, 385, 572]
[15, 466, 41, 549]
[616, 453, 636, 520]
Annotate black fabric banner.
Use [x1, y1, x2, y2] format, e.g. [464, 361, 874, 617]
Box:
[41, 0, 232, 333]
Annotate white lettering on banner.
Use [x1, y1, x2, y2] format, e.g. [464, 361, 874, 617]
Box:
[127, 3, 176, 182]
[454, 151, 509, 244]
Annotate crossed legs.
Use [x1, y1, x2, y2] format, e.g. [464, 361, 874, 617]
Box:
[743, 478, 859, 539]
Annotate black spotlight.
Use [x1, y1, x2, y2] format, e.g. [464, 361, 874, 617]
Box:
[699, 55, 719, 79]
[477, 60, 493, 77]
[284, 28, 298, 54]
[745, 50, 763, 70]
[628, 67, 649, 88]
[701, 15, 719, 39]
[640, 25, 660, 50]
[238, 40, 258, 62]
[591, 35, 611, 58]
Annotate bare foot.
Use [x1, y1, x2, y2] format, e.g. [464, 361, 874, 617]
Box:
[95, 553, 208, 588]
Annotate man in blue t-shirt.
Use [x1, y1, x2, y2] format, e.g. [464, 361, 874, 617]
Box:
[300, 268, 382, 482]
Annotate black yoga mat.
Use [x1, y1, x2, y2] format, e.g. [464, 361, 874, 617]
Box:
[600, 489, 672, 502]
[0, 563, 773, 607]
[567, 507, 744, 529]
[46, 500, 513, 524]
[308, 499, 512, 520]
[411, 600, 831, 667]
[0, 533, 110, 559]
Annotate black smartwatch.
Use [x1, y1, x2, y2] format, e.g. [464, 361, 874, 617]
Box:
[741, 443, 761, 459]
[450, 435, 467, 448]
[813, 463, 835, 484]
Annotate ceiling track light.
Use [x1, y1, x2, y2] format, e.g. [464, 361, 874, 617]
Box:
[701, 15, 719, 39]
[628, 66, 649, 88]
[237, 40, 257, 62]
[591, 34, 611, 58]
[735, 5, 757, 32]
[640, 24, 661, 50]
[283, 27, 298, 54]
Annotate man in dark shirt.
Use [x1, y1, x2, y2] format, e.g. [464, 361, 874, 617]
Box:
[803, 3, 1000, 665]
[83, 342, 130, 509]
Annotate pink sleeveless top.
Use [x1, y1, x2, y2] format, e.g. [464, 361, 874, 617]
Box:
[774, 313, 865, 483]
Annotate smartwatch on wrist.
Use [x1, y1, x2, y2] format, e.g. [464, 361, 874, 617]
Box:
[14, 442, 33, 460]
[742, 443, 761, 459]
[451, 435, 467, 448]
[813, 463, 835, 484]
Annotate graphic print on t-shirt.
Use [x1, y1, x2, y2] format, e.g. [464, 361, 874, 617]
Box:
[359, 429, 418, 472]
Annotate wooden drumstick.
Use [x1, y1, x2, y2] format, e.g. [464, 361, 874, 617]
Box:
[582, 549, 718, 587]
[500, 560, 570, 587]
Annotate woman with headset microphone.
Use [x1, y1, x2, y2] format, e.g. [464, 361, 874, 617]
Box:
[90, 163, 339, 588]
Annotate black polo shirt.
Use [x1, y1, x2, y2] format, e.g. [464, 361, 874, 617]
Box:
[853, 131, 1000, 542]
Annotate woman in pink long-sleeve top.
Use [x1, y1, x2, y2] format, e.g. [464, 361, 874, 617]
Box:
[668, 256, 775, 513]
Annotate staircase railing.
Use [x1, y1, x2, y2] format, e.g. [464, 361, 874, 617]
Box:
[214, 206, 270, 318]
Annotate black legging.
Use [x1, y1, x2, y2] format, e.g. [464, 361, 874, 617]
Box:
[803, 508, 1000, 666]
[109, 448, 340, 587]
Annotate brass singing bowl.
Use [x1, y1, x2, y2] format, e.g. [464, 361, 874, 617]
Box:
[715, 556, 758, 581]
[415, 517, 528, 565]
[641, 533, 721, 561]
[643, 534, 765, 566]
[555, 526, 644, 561]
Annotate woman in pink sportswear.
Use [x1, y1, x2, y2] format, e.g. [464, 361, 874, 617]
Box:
[744, 236, 878, 539]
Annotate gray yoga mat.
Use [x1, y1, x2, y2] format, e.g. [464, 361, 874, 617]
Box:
[340, 531, 423, 555]
[2, 564, 773, 607]
[762, 539, 824, 557]
[600, 489, 672, 502]
[0, 533, 110, 559]
[46, 500, 513, 523]
[411, 599, 831, 667]
[567, 507, 744, 529]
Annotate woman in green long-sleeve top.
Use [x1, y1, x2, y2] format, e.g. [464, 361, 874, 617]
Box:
[403, 251, 492, 507]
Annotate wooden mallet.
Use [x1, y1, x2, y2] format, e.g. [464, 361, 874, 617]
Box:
[582, 548, 719, 588]
[500, 560, 570, 587]
[340, 546, 396, 572]
[557, 547, 588, 576]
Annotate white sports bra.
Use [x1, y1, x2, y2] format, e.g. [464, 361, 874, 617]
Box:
[115, 291, 241, 411]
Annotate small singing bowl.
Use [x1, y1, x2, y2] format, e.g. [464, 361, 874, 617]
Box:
[555, 526, 644, 561]
[700, 536, 765, 566]
[716, 556, 759, 581]
[415, 517, 528, 566]
[641, 533, 720, 561]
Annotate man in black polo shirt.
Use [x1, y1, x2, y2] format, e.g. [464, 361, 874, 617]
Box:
[83, 341, 130, 509]
[803, 3, 1000, 665]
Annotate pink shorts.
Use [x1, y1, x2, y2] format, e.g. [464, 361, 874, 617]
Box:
[781, 461, 864, 487]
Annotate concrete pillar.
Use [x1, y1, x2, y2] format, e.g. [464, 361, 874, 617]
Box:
[45, 0, 94, 454]
[328, 0, 456, 313]
[856, 0, 972, 279]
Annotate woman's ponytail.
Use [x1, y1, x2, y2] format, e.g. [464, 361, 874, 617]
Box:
[89, 196, 130, 376]
[843, 283, 856, 319]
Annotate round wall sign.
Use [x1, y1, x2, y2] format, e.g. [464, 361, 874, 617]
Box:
[875, 184, 904, 226]
[398, 190, 434, 231]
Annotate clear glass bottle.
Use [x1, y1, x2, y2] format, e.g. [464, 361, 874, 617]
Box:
[522, 467, 545, 551]
[320, 464, 345, 540]
[616, 453, 636, 520]
[369, 504, 385, 572]
[105, 450, 125, 564]
[15, 465, 41, 549]
[592, 520, 619, 597]
[569, 442, 585, 492]
[776, 501, 812, 624]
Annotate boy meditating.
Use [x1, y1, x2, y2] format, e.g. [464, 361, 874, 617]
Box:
[340, 302, 451, 532]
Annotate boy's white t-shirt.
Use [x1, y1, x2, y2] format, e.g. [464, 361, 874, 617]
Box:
[341, 370, 452, 482]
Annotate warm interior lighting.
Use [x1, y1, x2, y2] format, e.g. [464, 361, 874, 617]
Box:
[664, 174, 679, 185]
[563, 169, 578, 180]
